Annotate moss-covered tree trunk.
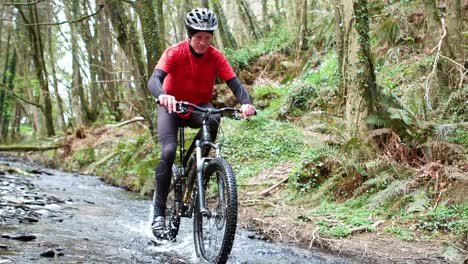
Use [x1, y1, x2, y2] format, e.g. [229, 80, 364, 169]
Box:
[341, 0, 377, 138]
[77, 0, 100, 123]
[0, 30, 15, 143]
[64, 0, 86, 133]
[445, 0, 465, 87]
[16, 4, 55, 137]
[236, 0, 260, 40]
[46, 1, 66, 133]
[298, 0, 308, 50]
[332, 0, 344, 91]
[96, 9, 123, 122]
[154, 0, 165, 51]
[212, 0, 238, 49]
[104, 0, 157, 139]
[134, 0, 163, 74]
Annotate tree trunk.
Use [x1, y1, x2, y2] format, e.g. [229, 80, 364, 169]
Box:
[261, 0, 270, 31]
[15, 21, 43, 135]
[423, 0, 441, 50]
[201, 0, 209, 8]
[77, 0, 100, 122]
[332, 0, 345, 93]
[46, 1, 67, 133]
[134, 0, 163, 74]
[16, 4, 55, 136]
[236, 0, 260, 40]
[104, 0, 157, 138]
[341, 0, 377, 138]
[10, 102, 22, 141]
[64, 0, 94, 126]
[176, 0, 193, 41]
[212, 0, 238, 49]
[0, 29, 12, 143]
[0, 30, 14, 143]
[298, 0, 308, 50]
[63, 1, 85, 133]
[445, 0, 465, 87]
[0, 144, 63, 152]
[96, 7, 123, 122]
[155, 0, 166, 50]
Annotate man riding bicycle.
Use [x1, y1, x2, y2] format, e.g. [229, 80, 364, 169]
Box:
[148, 7, 256, 238]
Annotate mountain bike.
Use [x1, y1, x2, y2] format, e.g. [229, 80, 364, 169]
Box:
[153, 100, 240, 264]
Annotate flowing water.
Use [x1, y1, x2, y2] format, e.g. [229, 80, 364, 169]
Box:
[0, 156, 359, 264]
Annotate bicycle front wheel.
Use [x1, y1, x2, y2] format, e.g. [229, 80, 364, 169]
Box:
[193, 157, 238, 264]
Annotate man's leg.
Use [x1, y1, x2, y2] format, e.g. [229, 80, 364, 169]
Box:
[152, 107, 179, 235]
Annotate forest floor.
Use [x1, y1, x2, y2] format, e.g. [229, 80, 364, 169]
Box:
[25, 126, 467, 264]
[237, 162, 467, 264]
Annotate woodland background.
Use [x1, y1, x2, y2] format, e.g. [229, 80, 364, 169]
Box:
[0, 0, 467, 262]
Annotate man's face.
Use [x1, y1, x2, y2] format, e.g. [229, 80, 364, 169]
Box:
[190, 32, 213, 54]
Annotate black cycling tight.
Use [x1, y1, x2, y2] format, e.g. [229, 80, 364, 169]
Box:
[153, 104, 220, 217]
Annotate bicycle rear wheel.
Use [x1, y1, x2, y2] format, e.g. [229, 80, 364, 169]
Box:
[193, 158, 237, 264]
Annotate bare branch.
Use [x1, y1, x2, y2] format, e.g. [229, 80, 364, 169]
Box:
[119, 0, 135, 5]
[424, 17, 447, 112]
[0, 83, 43, 109]
[90, 64, 131, 75]
[3, 0, 46, 6]
[105, 117, 145, 128]
[439, 54, 467, 89]
[13, 3, 104, 26]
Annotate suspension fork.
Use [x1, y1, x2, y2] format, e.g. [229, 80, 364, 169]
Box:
[195, 139, 209, 217]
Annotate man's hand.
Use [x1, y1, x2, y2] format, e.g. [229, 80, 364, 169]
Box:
[240, 104, 256, 118]
[158, 95, 177, 113]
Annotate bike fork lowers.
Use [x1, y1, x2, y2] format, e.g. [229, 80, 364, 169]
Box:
[195, 139, 220, 217]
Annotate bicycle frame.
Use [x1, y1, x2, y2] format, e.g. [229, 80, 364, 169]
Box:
[176, 106, 228, 219]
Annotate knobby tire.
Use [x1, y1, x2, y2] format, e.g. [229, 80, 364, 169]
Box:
[193, 158, 238, 264]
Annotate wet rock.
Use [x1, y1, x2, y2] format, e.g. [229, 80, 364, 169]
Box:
[30, 169, 53, 176]
[41, 248, 63, 258]
[40, 247, 64, 257]
[24, 216, 40, 223]
[44, 204, 62, 211]
[246, 232, 268, 241]
[1, 233, 37, 241]
[40, 248, 56, 257]
[3, 196, 23, 205]
[47, 195, 65, 204]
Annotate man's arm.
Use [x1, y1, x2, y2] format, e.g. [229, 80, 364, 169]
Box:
[148, 69, 168, 98]
[225, 77, 252, 105]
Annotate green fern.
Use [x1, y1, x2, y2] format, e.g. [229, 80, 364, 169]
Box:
[377, 17, 401, 46]
[406, 190, 430, 213]
[354, 170, 395, 196]
[367, 179, 411, 209]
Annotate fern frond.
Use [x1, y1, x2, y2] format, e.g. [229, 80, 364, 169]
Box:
[367, 179, 411, 209]
[406, 190, 430, 213]
[445, 165, 468, 182]
[363, 158, 389, 173]
[354, 170, 395, 196]
[433, 124, 457, 141]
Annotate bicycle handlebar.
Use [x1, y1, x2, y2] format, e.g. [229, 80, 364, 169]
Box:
[155, 99, 242, 116]
[177, 101, 240, 115]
